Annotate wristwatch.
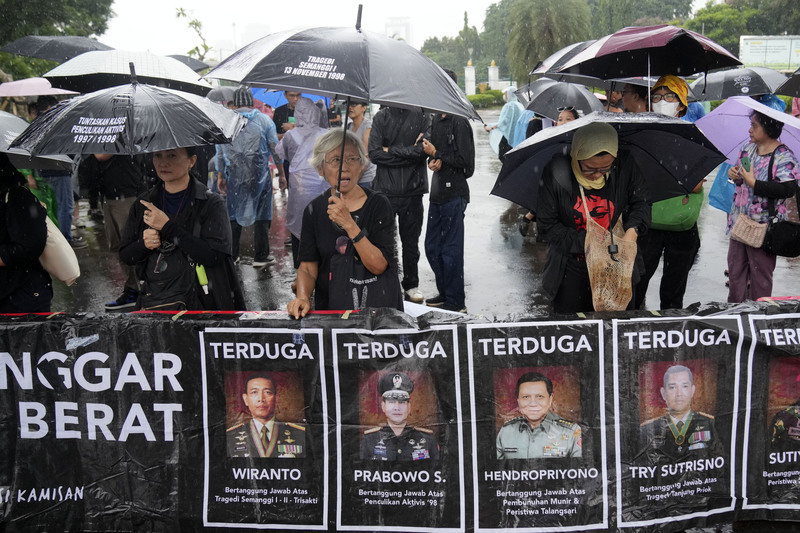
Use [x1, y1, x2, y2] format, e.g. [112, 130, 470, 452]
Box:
[352, 228, 368, 243]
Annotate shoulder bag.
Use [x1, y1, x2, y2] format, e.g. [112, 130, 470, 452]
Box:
[327, 194, 403, 311]
[6, 190, 80, 285]
[762, 146, 800, 257]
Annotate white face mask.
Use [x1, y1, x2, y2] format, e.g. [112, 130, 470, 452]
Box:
[652, 100, 680, 117]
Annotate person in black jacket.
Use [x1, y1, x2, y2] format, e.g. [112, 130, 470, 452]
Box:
[368, 106, 431, 303]
[119, 147, 245, 311]
[0, 154, 52, 312]
[92, 153, 152, 310]
[536, 121, 650, 313]
[420, 70, 475, 312]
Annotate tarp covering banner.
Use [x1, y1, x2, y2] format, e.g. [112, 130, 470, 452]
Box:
[0, 307, 799, 531]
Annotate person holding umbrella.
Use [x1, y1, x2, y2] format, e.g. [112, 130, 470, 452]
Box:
[635, 75, 704, 310]
[536, 122, 650, 313]
[119, 147, 245, 311]
[287, 129, 402, 318]
[725, 111, 800, 302]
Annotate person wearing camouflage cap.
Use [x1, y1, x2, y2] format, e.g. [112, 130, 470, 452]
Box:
[360, 371, 439, 461]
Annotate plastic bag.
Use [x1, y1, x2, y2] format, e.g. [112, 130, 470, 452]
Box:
[708, 164, 734, 213]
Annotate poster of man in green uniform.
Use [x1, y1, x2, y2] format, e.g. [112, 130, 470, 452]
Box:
[496, 371, 582, 459]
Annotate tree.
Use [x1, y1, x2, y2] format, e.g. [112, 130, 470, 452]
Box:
[176, 7, 212, 61]
[590, 0, 691, 37]
[506, 0, 592, 83]
[421, 12, 481, 84]
[685, 2, 756, 57]
[0, 0, 114, 79]
[590, 0, 639, 37]
[479, 0, 514, 78]
[729, 0, 800, 36]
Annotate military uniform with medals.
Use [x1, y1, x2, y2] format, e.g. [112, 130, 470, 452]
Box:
[639, 409, 722, 461]
[227, 419, 306, 458]
[360, 371, 440, 462]
[771, 402, 800, 451]
[496, 411, 582, 459]
[360, 424, 439, 461]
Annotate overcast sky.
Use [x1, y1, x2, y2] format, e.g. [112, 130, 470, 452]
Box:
[100, 0, 496, 61]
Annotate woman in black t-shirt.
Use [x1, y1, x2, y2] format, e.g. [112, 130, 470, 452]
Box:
[287, 129, 401, 317]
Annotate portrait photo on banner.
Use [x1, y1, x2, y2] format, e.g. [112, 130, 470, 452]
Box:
[493, 365, 585, 460]
[767, 355, 800, 453]
[633, 358, 725, 464]
[357, 368, 441, 462]
[224, 370, 308, 459]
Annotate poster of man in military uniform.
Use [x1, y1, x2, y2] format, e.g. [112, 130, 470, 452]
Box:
[226, 371, 306, 458]
[360, 371, 439, 461]
[496, 371, 582, 459]
[639, 364, 723, 461]
[769, 367, 800, 452]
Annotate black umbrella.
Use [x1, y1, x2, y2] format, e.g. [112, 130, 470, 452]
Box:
[44, 50, 212, 95]
[523, 81, 604, 120]
[0, 110, 73, 170]
[1, 35, 112, 63]
[690, 66, 788, 101]
[168, 54, 210, 72]
[11, 78, 245, 156]
[205, 25, 479, 120]
[774, 66, 800, 98]
[491, 112, 725, 213]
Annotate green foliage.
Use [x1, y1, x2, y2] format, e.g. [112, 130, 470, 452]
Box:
[467, 93, 498, 108]
[421, 12, 481, 81]
[176, 7, 212, 62]
[0, 0, 114, 80]
[684, 2, 756, 57]
[485, 89, 504, 103]
[479, 0, 514, 78]
[506, 0, 592, 82]
[729, 0, 800, 35]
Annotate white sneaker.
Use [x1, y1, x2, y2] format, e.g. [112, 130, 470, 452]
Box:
[404, 287, 424, 303]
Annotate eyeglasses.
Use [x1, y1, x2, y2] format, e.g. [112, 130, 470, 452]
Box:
[650, 93, 679, 103]
[325, 156, 363, 167]
[578, 161, 614, 176]
[557, 106, 575, 112]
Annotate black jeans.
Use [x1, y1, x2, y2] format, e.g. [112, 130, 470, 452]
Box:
[230, 219, 271, 261]
[388, 195, 424, 291]
[635, 225, 700, 310]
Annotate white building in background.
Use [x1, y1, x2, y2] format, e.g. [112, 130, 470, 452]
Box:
[385, 17, 412, 45]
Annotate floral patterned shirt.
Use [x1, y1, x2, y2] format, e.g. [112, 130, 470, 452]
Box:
[727, 143, 800, 233]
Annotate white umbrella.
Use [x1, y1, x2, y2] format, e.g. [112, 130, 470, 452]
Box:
[45, 50, 212, 96]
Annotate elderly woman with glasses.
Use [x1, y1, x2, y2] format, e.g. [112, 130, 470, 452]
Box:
[287, 129, 402, 318]
[536, 122, 651, 313]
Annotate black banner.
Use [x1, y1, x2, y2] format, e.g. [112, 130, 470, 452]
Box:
[0, 309, 800, 531]
[468, 320, 606, 530]
[613, 316, 742, 529]
[332, 325, 463, 531]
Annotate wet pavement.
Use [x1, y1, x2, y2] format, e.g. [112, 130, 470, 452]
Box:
[54, 108, 800, 318]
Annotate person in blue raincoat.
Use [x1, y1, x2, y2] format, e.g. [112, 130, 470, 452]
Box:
[217, 86, 282, 267]
[484, 86, 524, 161]
[275, 97, 330, 269]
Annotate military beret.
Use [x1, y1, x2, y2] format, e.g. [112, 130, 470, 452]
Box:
[378, 372, 414, 400]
